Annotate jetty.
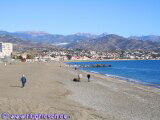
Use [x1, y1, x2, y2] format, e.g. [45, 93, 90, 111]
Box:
[73, 64, 111, 68]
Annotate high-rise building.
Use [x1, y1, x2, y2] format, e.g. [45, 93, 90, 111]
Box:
[0, 42, 13, 58]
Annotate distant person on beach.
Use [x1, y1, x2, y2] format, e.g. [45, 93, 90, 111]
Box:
[87, 74, 91, 82]
[20, 75, 27, 88]
[78, 74, 82, 81]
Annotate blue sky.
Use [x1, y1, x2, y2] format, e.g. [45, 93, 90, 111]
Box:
[0, 0, 160, 36]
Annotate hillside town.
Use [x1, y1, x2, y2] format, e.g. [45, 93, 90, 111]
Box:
[1, 42, 160, 62]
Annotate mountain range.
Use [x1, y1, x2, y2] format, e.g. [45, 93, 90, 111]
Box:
[66, 34, 160, 50]
[0, 30, 160, 51]
[0, 31, 97, 44]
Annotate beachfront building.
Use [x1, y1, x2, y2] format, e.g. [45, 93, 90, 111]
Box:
[0, 42, 13, 58]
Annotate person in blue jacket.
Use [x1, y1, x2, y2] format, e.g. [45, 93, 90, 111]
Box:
[21, 74, 27, 88]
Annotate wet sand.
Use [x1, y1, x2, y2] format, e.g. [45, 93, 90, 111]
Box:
[0, 62, 160, 120]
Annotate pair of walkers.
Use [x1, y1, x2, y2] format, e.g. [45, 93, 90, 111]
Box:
[78, 74, 91, 82]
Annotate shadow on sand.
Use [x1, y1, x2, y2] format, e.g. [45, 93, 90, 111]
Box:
[10, 85, 22, 88]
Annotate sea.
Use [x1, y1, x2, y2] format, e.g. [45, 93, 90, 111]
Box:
[67, 60, 160, 88]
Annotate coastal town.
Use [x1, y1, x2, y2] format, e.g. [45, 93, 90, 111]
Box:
[1, 42, 160, 62]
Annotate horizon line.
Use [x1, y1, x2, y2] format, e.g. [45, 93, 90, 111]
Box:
[0, 29, 160, 37]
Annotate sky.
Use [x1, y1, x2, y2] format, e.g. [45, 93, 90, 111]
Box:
[0, 0, 160, 36]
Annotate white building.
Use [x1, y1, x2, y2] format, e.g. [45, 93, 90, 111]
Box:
[0, 42, 13, 58]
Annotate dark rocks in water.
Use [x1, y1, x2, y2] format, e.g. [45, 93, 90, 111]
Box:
[108, 65, 112, 67]
[92, 64, 106, 67]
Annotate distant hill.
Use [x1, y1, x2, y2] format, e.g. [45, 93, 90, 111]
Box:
[0, 34, 57, 51]
[0, 34, 31, 44]
[10, 31, 97, 44]
[66, 34, 160, 51]
[129, 35, 160, 42]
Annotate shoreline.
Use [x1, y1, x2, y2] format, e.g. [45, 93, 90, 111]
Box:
[61, 62, 160, 120]
[64, 62, 160, 93]
[65, 60, 160, 89]
[65, 59, 160, 62]
[83, 70, 160, 89]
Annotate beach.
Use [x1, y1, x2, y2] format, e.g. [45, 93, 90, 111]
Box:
[0, 62, 160, 120]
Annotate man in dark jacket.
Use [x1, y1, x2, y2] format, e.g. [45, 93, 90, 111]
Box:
[21, 75, 27, 88]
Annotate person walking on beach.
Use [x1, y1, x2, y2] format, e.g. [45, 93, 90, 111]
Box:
[78, 74, 82, 81]
[87, 74, 91, 82]
[20, 75, 27, 88]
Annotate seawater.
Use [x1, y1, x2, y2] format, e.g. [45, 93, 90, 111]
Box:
[67, 60, 160, 88]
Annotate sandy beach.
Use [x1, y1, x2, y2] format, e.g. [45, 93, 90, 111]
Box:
[0, 62, 160, 120]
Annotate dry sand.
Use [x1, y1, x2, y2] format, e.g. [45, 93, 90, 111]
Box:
[0, 62, 160, 120]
